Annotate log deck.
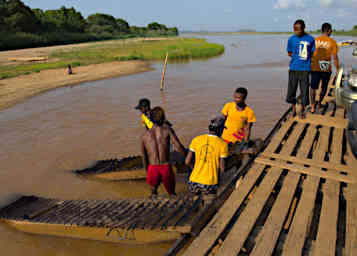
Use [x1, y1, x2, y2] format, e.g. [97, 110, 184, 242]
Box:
[181, 81, 357, 255]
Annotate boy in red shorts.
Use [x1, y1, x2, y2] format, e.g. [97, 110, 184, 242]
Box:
[141, 107, 186, 197]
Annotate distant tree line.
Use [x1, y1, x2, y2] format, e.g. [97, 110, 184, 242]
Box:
[312, 25, 357, 36]
[0, 0, 179, 50]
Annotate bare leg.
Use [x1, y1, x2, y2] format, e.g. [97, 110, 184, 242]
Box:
[150, 186, 158, 197]
[300, 105, 306, 119]
[310, 88, 316, 113]
[292, 104, 297, 116]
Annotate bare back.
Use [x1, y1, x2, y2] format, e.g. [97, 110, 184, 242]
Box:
[141, 124, 186, 168]
[142, 124, 171, 165]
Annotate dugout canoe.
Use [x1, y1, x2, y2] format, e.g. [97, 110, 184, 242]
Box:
[74, 153, 189, 181]
[0, 153, 249, 244]
[74, 141, 263, 182]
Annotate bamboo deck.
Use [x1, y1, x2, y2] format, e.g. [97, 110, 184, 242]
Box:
[0, 195, 203, 244]
[182, 87, 357, 255]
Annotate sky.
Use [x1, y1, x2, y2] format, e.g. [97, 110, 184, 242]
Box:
[22, 0, 357, 31]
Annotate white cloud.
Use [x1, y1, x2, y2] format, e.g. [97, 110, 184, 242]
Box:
[273, 0, 308, 10]
[274, 0, 357, 10]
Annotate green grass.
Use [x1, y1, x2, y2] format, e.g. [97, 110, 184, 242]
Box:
[0, 38, 224, 79]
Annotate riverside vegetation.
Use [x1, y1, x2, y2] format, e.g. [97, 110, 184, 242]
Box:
[0, 0, 178, 51]
[0, 38, 225, 79]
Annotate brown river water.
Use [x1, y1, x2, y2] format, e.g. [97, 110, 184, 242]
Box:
[0, 34, 355, 255]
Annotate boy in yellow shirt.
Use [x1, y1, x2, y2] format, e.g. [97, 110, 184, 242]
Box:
[221, 87, 256, 147]
[135, 98, 154, 129]
[185, 119, 229, 205]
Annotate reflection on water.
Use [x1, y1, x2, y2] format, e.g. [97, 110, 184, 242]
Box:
[0, 34, 355, 255]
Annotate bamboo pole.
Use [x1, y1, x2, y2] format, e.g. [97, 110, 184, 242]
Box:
[160, 52, 169, 91]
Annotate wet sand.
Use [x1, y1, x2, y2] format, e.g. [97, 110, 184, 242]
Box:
[0, 61, 152, 111]
[0, 34, 355, 256]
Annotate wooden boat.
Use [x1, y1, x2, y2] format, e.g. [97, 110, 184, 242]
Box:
[0, 154, 250, 244]
[0, 195, 203, 244]
[74, 140, 263, 182]
[176, 78, 357, 256]
[74, 154, 189, 181]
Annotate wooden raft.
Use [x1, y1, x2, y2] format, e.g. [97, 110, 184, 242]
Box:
[0, 195, 204, 244]
[182, 97, 357, 254]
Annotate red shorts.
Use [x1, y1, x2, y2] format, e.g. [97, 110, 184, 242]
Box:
[146, 163, 175, 195]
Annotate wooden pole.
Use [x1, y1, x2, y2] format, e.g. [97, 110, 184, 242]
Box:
[160, 52, 169, 91]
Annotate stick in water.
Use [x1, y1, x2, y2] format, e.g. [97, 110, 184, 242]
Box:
[160, 52, 169, 91]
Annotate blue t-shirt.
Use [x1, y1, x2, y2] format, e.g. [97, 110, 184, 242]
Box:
[287, 34, 315, 71]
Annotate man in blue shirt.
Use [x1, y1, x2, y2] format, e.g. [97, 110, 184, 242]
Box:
[286, 19, 315, 119]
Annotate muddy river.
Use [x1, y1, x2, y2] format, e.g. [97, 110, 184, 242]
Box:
[0, 34, 355, 255]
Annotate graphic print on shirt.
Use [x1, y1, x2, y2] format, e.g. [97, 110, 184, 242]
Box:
[199, 141, 214, 163]
[298, 41, 310, 60]
[319, 60, 330, 71]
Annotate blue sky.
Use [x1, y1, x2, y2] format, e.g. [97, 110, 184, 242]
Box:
[22, 0, 357, 31]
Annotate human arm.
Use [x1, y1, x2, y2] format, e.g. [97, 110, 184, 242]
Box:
[245, 122, 254, 141]
[245, 109, 256, 141]
[169, 127, 187, 156]
[185, 150, 194, 169]
[142, 114, 153, 130]
[287, 37, 293, 57]
[141, 139, 149, 171]
[219, 141, 229, 174]
[332, 41, 339, 71]
[219, 157, 225, 173]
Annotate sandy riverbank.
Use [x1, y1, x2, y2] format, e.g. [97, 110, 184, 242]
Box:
[0, 60, 152, 111]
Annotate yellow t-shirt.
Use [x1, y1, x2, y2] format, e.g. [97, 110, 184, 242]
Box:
[141, 113, 153, 129]
[189, 134, 229, 185]
[311, 35, 338, 72]
[221, 102, 256, 143]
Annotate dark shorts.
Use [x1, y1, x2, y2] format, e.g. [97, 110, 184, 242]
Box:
[187, 181, 218, 195]
[286, 70, 310, 106]
[310, 71, 332, 90]
[146, 163, 175, 195]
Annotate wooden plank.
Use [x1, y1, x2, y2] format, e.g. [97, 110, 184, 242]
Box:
[254, 158, 356, 184]
[216, 167, 282, 256]
[182, 164, 266, 256]
[251, 122, 319, 255]
[282, 175, 320, 256]
[263, 119, 295, 154]
[335, 107, 345, 119]
[283, 123, 326, 255]
[311, 126, 330, 162]
[345, 184, 357, 256]
[250, 172, 300, 256]
[313, 120, 342, 256]
[297, 125, 318, 157]
[312, 179, 340, 256]
[292, 114, 348, 129]
[278, 123, 305, 155]
[258, 154, 355, 174]
[329, 128, 344, 166]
